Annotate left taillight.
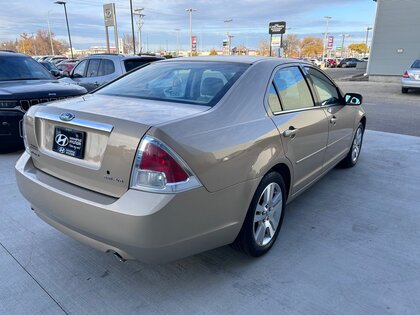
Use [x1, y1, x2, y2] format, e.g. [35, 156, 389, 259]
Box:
[130, 136, 202, 193]
[403, 71, 409, 78]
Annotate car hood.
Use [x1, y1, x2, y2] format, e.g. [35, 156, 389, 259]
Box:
[46, 93, 211, 126]
[0, 79, 87, 98]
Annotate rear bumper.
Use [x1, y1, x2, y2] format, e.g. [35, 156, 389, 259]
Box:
[15, 152, 258, 263]
[402, 78, 420, 89]
[0, 110, 24, 149]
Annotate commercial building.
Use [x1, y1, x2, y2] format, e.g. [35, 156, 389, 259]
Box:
[368, 0, 420, 81]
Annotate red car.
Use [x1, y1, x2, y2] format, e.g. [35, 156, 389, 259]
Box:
[56, 62, 77, 75]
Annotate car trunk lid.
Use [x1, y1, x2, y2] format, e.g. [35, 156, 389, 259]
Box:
[26, 94, 210, 198]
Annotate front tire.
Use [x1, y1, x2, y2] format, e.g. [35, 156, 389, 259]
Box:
[232, 172, 286, 257]
[402, 87, 408, 94]
[340, 122, 364, 168]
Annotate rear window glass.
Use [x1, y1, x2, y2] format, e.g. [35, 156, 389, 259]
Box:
[97, 62, 249, 106]
[411, 60, 420, 69]
[124, 60, 152, 72]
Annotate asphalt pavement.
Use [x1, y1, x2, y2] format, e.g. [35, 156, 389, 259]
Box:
[1, 130, 420, 314]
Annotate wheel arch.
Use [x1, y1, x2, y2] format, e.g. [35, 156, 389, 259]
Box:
[267, 163, 292, 200]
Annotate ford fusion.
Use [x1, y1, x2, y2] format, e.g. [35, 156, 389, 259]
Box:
[16, 56, 366, 263]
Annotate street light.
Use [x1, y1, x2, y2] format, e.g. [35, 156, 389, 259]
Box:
[224, 19, 233, 55]
[54, 1, 73, 58]
[174, 28, 180, 56]
[129, 0, 136, 54]
[365, 27, 373, 57]
[133, 8, 145, 54]
[339, 33, 350, 58]
[186, 8, 197, 57]
[47, 11, 55, 55]
[322, 16, 332, 68]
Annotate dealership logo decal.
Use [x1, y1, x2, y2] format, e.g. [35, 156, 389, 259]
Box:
[55, 134, 69, 147]
[59, 112, 75, 121]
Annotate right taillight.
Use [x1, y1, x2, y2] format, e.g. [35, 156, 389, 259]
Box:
[403, 71, 409, 78]
[130, 136, 202, 193]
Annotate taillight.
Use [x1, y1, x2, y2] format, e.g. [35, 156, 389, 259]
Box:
[130, 136, 201, 193]
[403, 71, 409, 78]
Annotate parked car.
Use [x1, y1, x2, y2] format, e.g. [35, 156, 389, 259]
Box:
[64, 54, 164, 91]
[325, 58, 337, 68]
[337, 58, 362, 68]
[309, 58, 322, 67]
[0, 51, 87, 152]
[401, 59, 420, 93]
[45, 56, 68, 65]
[16, 56, 366, 263]
[56, 61, 77, 76]
[39, 61, 61, 78]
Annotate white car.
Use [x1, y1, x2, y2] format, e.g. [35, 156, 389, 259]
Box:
[402, 59, 420, 93]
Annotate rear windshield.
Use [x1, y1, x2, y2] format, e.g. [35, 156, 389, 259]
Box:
[411, 60, 420, 69]
[124, 59, 154, 72]
[0, 56, 53, 81]
[97, 62, 249, 106]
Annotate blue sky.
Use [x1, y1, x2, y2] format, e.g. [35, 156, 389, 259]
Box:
[0, 0, 377, 51]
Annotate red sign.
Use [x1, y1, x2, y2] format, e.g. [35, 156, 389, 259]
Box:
[327, 36, 334, 50]
[192, 35, 197, 52]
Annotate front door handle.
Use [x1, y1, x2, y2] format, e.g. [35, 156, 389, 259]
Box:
[330, 116, 337, 125]
[283, 127, 298, 138]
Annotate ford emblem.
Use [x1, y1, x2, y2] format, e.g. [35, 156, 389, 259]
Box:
[59, 112, 75, 122]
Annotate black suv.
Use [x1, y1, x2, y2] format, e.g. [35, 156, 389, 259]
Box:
[0, 51, 87, 152]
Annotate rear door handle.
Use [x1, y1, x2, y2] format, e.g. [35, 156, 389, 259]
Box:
[330, 116, 337, 125]
[283, 127, 298, 138]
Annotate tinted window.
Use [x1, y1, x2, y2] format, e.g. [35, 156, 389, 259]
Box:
[86, 59, 101, 77]
[73, 60, 88, 78]
[97, 62, 248, 106]
[268, 83, 281, 113]
[306, 67, 340, 105]
[411, 60, 420, 69]
[98, 59, 115, 76]
[0, 56, 52, 81]
[124, 60, 151, 72]
[273, 67, 313, 111]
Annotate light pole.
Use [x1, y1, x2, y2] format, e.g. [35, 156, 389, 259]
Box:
[129, 0, 136, 54]
[224, 19, 233, 55]
[322, 16, 331, 68]
[47, 11, 55, 55]
[364, 27, 372, 57]
[175, 28, 180, 56]
[54, 1, 73, 58]
[339, 33, 350, 58]
[186, 8, 196, 56]
[133, 8, 145, 54]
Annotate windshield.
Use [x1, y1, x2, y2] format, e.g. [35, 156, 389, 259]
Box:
[97, 61, 249, 106]
[411, 60, 420, 69]
[0, 56, 53, 81]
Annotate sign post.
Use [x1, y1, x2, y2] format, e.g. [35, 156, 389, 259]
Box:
[191, 35, 197, 53]
[269, 21, 286, 57]
[103, 3, 119, 53]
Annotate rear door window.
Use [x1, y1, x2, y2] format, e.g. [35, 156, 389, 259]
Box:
[273, 67, 314, 111]
[86, 59, 101, 77]
[98, 59, 115, 76]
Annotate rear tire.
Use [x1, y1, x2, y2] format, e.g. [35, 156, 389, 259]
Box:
[340, 122, 364, 168]
[402, 87, 409, 94]
[232, 172, 286, 257]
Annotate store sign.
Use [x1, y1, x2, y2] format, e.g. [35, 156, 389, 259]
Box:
[327, 36, 334, 50]
[271, 36, 281, 47]
[103, 3, 116, 27]
[192, 36, 197, 52]
[269, 21, 286, 35]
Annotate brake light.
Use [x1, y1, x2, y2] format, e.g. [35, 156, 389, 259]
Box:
[130, 136, 201, 193]
[403, 71, 409, 78]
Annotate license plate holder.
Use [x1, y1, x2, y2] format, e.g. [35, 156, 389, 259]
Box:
[52, 126, 86, 159]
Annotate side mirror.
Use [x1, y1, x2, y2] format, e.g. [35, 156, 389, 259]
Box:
[61, 71, 69, 77]
[50, 69, 61, 78]
[345, 93, 363, 106]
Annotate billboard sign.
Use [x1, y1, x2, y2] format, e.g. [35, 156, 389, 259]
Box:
[269, 21, 286, 35]
[271, 36, 281, 47]
[327, 36, 334, 50]
[103, 3, 116, 27]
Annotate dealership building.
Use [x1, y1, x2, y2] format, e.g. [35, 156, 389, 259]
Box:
[367, 0, 420, 81]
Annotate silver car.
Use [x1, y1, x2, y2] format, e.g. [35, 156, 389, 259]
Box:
[402, 59, 420, 93]
[16, 56, 366, 263]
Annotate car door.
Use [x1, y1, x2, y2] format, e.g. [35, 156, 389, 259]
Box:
[267, 65, 329, 195]
[304, 66, 355, 169]
[79, 59, 102, 91]
[70, 59, 88, 85]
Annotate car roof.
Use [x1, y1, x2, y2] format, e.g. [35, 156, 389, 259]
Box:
[85, 54, 164, 60]
[161, 55, 304, 65]
[0, 50, 27, 57]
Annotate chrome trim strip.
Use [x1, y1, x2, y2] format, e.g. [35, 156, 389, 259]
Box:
[35, 112, 114, 133]
[296, 146, 326, 164]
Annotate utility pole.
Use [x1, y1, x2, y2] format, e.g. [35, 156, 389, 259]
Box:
[129, 0, 136, 54]
[175, 28, 180, 56]
[339, 34, 350, 58]
[54, 1, 74, 58]
[224, 19, 233, 55]
[47, 11, 55, 55]
[364, 27, 372, 57]
[322, 16, 331, 68]
[186, 8, 196, 56]
[133, 8, 145, 54]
